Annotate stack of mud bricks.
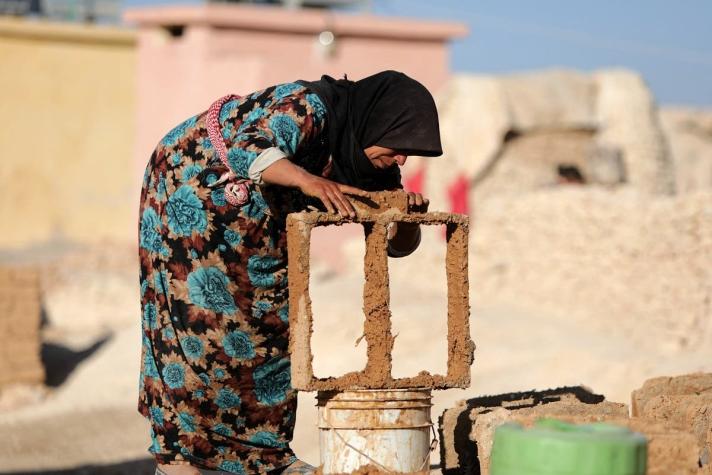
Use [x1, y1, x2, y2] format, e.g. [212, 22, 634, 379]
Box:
[439, 373, 712, 475]
[286, 190, 475, 391]
[0, 265, 44, 389]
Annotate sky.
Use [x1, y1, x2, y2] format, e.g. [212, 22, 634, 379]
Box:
[122, 0, 712, 107]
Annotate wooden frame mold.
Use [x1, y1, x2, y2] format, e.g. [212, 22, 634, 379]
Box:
[286, 203, 474, 391]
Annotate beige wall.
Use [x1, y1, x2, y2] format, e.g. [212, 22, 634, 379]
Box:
[0, 19, 136, 249]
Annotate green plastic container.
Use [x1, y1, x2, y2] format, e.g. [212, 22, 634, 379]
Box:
[490, 419, 647, 475]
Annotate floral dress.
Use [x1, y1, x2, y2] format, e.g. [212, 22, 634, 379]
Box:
[137, 83, 328, 473]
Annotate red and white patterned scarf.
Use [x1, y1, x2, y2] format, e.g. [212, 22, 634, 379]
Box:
[206, 94, 251, 206]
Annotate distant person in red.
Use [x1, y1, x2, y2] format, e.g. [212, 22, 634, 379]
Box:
[138, 71, 441, 474]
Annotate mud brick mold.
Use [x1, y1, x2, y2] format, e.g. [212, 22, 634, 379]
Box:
[287, 191, 474, 391]
[0, 266, 45, 388]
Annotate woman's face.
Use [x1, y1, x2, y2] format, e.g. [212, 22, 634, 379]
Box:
[364, 145, 408, 170]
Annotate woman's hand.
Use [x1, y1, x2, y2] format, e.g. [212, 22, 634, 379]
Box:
[261, 159, 368, 218]
[298, 174, 368, 218]
[407, 192, 429, 213]
[386, 191, 429, 257]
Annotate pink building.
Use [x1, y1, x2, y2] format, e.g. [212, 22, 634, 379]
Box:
[124, 4, 467, 267]
[124, 3, 467, 179]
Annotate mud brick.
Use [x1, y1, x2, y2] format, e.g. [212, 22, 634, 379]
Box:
[439, 385, 705, 475]
[0, 265, 44, 389]
[631, 373, 712, 416]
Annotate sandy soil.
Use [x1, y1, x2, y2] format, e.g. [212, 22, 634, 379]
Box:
[2, 235, 710, 473]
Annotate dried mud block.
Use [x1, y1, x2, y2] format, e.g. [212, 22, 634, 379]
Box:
[287, 192, 474, 391]
[0, 266, 44, 388]
[632, 372, 712, 471]
[438, 386, 624, 475]
[627, 417, 703, 475]
[638, 393, 712, 471]
[439, 384, 705, 475]
[631, 372, 712, 416]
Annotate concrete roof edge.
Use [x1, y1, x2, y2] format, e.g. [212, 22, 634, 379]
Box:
[0, 17, 136, 45]
[123, 4, 468, 41]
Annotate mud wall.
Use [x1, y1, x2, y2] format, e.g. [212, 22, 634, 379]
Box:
[469, 188, 712, 350]
[0, 19, 136, 248]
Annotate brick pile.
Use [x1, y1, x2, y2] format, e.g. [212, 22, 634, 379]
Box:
[0, 266, 44, 389]
[439, 373, 712, 474]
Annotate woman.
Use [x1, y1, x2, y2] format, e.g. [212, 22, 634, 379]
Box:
[138, 70, 442, 475]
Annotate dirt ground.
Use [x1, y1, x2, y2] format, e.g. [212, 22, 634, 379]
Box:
[1, 236, 710, 473]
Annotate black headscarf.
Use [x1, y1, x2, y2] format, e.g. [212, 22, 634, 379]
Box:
[298, 70, 442, 191]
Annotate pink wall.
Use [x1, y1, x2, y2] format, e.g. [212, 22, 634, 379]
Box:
[124, 3, 467, 182]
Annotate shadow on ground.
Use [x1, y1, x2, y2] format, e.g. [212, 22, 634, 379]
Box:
[41, 335, 111, 387]
[438, 386, 605, 475]
[0, 458, 155, 475]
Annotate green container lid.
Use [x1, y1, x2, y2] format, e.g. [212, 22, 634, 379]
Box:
[490, 419, 647, 475]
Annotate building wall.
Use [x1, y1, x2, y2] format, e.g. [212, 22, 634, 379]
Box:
[0, 19, 136, 249]
[126, 4, 465, 186]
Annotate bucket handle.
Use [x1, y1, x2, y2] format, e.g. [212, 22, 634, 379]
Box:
[326, 416, 438, 473]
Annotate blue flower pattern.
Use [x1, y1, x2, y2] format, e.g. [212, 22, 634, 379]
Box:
[252, 300, 272, 319]
[212, 423, 235, 437]
[218, 460, 246, 475]
[215, 387, 241, 409]
[166, 185, 207, 237]
[182, 163, 203, 182]
[149, 427, 161, 454]
[143, 351, 159, 379]
[162, 116, 198, 147]
[222, 330, 255, 360]
[219, 99, 239, 123]
[143, 302, 158, 330]
[156, 174, 167, 200]
[278, 305, 289, 323]
[247, 254, 281, 288]
[150, 406, 164, 426]
[139, 83, 330, 470]
[250, 431, 286, 448]
[139, 208, 163, 253]
[306, 93, 326, 125]
[269, 115, 300, 156]
[245, 189, 268, 219]
[180, 335, 204, 360]
[237, 107, 267, 133]
[162, 362, 185, 389]
[224, 229, 242, 248]
[226, 147, 256, 178]
[187, 267, 236, 315]
[273, 83, 302, 99]
[154, 270, 168, 294]
[211, 188, 226, 207]
[178, 412, 197, 433]
[253, 358, 291, 406]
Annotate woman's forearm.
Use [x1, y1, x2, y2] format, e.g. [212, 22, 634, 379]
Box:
[260, 158, 310, 188]
[260, 158, 368, 217]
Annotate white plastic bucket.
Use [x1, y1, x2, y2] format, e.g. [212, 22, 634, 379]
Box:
[317, 388, 433, 474]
